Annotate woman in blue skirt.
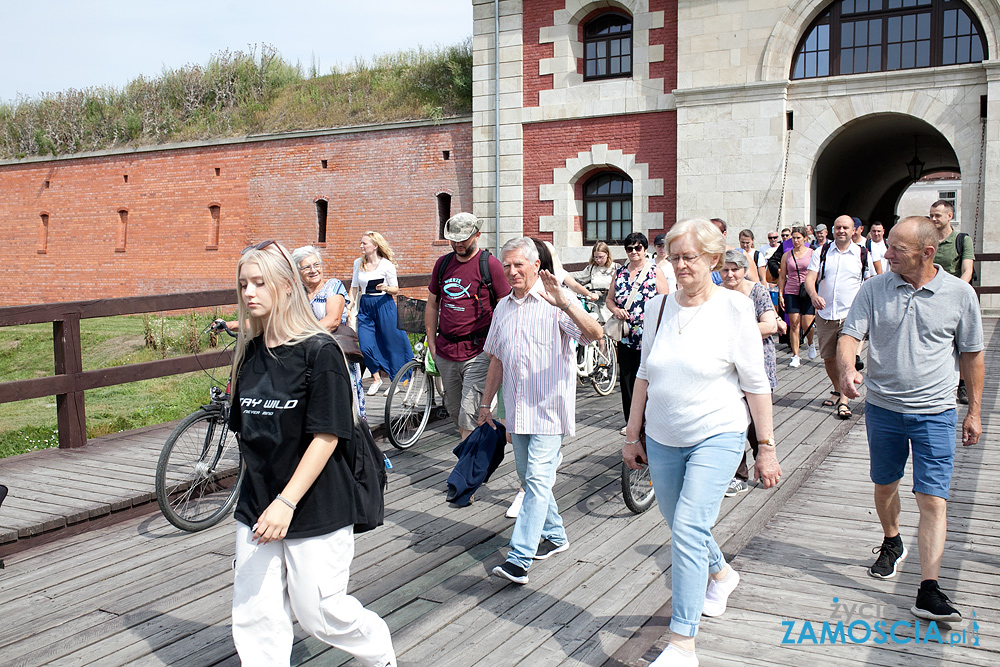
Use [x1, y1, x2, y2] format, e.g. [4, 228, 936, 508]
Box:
[350, 231, 413, 395]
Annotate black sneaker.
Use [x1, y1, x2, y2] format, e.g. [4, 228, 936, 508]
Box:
[957, 385, 969, 405]
[912, 581, 962, 623]
[492, 561, 529, 584]
[533, 539, 569, 560]
[868, 538, 907, 579]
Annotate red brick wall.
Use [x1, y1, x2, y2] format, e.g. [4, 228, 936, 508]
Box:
[0, 122, 471, 304]
[523, 0, 678, 107]
[522, 111, 677, 241]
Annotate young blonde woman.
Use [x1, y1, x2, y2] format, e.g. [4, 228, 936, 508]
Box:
[229, 240, 395, 667]
[349, 231, 413, 395]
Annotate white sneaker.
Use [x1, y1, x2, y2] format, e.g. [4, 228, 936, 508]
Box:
[367, 378, 383, 396]
[788, 355, 801, 368]
[702, 569, 740, 617]
[506, 489, 525, 518]
[649, 643, 699, 666]
[807, 343, 818, 360]
[384, 382, 392, 396]
[620, 426, 628, 436]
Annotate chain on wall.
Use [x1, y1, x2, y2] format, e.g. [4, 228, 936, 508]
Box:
[974, 117, 986, 247]
[776, 128, 791, 229]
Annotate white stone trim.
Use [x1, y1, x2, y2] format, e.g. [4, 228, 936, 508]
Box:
[538, 144, 663, 247]
[526, 0, 669, 123]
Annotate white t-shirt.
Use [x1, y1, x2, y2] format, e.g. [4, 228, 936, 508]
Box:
[656, 259, 678, 293]
[351, 257, 398, 294]
[636, 290, 771, 447]
[865, 238, 886, 265]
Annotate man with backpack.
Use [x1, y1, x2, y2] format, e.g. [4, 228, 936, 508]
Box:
[930, 200, 975, 403]
[803, 215, 875, 419]
[426, 213, 511, 441]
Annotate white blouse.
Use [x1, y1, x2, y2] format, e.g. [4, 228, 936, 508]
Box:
[636, 290, 771, 447]
[351, 257, 398, 294]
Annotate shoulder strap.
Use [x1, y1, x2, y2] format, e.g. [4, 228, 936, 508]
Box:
[623, 263, 652, 310]
[479, 249, 497, 308]
[957, 232, 968, 257]
[865, 238, 872, 253]
[860, 246, 869, 280]
[435, 252, 456, 295]
[817, 242, 831, 286]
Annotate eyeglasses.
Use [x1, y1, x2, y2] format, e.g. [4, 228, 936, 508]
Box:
[666, 253, 704, 265]
[625, 245, 644, 253]
[298, 262, 322, 273]
[242, 239, 292, 264]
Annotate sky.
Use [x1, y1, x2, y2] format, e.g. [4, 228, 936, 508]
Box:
[0, 0, 475, 103]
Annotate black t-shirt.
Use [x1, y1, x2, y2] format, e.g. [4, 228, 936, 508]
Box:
[229, 334, 356, 538]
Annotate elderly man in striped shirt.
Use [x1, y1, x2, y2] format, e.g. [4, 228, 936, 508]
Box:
[478, 237, 604, 584]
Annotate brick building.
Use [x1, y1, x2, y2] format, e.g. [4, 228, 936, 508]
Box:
[472, 0, 1000, 311]
[0, 118, 471, 304]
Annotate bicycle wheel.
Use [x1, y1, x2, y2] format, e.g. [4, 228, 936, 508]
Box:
[621, 461, 656, 514]
[385, 360, 433, 450]
[591, 340, 618, 396]
[155, 408, 243, 532]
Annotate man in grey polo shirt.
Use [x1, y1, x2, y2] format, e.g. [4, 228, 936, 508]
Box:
[838, 216, 983, 624]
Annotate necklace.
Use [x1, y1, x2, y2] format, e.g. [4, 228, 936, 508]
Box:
[676, 287, 715, 334]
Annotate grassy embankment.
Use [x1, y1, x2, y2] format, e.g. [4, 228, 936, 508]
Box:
[0, 312, 234, 458]
[0, 41, 472, 159]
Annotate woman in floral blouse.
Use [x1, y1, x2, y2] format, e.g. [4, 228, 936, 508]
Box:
[606, 232, 661, 429]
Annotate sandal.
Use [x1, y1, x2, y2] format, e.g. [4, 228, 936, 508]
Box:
[822, 391, 841, 407]
[836, 403, 852, 420]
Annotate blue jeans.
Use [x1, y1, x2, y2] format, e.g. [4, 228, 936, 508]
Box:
[506, 433, 567, 569]
[647, 431, 746, 637]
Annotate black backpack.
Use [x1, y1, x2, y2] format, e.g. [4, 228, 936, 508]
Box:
[435, 249, 498, 309]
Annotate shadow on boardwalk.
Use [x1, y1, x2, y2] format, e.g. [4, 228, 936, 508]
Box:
[0, 321, 998, 666]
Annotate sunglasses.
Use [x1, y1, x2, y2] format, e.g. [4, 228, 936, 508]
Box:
[242, 239, 292, 264]
[625, 245, 644, 253]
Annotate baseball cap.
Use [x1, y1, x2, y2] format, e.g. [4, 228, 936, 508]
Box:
[815, 223, 828, 232]
[653, 233, 666, 246]
[852, 216, 863, 229]
[444, 212, 482, 242]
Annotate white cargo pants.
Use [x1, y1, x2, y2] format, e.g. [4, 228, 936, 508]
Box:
[232, 523, 396, 667]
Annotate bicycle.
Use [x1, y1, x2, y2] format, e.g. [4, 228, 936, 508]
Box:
[621, 460, 655, 513]
[384, 295, 444, 450]
[154, 322, 244, 532]
[575, 288, 618, 396]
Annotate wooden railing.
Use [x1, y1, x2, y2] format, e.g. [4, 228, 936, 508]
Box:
[974, 254, 1000, 295]
[0, 273, 435, 449]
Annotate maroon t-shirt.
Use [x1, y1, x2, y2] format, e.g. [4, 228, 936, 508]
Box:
[428, 250, 511, 362]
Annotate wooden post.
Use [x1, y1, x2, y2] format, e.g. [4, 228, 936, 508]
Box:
[53, 315, 86, 448]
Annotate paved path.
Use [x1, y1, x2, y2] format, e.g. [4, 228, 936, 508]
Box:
[0, 321, 996, 666]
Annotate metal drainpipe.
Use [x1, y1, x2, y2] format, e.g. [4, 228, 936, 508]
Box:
[494, 0, 501, 256]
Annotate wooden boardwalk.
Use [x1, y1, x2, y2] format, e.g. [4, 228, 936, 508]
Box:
[0, 321, 996, 666]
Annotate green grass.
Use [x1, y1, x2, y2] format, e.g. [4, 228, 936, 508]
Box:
[0, 312, 236, 458]
[0, 41, 472, 159]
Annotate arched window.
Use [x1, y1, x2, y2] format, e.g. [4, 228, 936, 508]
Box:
[584, 13, 633, 80]
[791, 0, 985, 79]
[583, 172, 633, 244]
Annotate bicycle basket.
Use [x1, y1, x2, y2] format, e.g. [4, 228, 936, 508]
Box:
[395, 295, 427, 334]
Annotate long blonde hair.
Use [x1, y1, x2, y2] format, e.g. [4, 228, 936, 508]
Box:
[231, 242, 331, 392]
[360, 231, 396, 268]
[590, 241, 613, 268]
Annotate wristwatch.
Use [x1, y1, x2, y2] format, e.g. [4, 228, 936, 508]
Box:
[758, 438, 776, 447]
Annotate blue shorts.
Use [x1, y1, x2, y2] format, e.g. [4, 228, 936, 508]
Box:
[782, 292, 814, 315]
[865, 402, 957, 499]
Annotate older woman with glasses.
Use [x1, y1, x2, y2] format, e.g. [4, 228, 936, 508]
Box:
[292, 245, 366, 419]
[719, 249, 779, 497]
[606, 232, 661, 432]
[623, 219, 780, 667]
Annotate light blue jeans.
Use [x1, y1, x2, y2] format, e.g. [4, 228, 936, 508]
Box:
[647, 431, 746, 637]
[507, 433, 567, 569]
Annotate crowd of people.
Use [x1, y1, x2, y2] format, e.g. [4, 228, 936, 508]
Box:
[221, 202, 982, 667]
